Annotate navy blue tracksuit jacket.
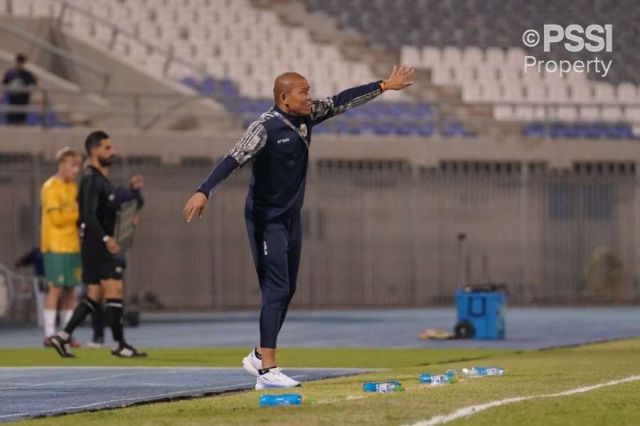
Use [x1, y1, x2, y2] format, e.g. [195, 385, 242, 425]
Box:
[196, 81, 384, 347]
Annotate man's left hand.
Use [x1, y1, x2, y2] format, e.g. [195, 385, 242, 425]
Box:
[129, 174, 144, 190]
[382, 65, 415, 91]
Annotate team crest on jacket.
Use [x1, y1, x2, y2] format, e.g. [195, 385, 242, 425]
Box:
[299, 123, 308, 137]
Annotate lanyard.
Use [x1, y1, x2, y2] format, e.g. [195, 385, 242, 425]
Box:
[272, 110, 309, 149]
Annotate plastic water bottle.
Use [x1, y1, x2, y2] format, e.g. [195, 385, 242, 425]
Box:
[462, 367, 505, 377]
[362, 381, 404, 392]
[259, 394, 303, 406]
[445, 369, 459, 380]
[419, 370, 457, 385]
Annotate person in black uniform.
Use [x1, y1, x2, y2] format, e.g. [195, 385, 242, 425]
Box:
[88, 184, 145, 349]
[2, 53, 38, 125]
[183, 66, 414, 389]
[50, 131, 146, 358]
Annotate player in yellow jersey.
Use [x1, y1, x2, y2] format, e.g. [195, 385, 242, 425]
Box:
[41, 147, 82, 346]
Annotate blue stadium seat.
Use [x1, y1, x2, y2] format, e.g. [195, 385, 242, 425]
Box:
[418, 123, 435, 137]
[220, 79, 239, 97]
[181, 77, 201, 92]
[441, 122, 467, 137]
[543, 121, 636, 140]
[180, 76, 473, 138]
[607, 122, 634, 139]
[524, 122, 545, 138]
[200, 76, 217, 96]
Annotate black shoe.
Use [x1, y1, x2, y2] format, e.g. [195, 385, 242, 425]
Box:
[111, 342, 147, 358]
[50, 335, 75, 358]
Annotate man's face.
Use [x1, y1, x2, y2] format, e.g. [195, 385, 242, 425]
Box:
[95, 138, 115, 167]
[282, 78, 312, 116]
[59, 156, 81, 182]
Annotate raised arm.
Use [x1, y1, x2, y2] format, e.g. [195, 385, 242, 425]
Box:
[114, 174, 145, 209]
[183, 120, 268, 222]
[310, 65, 415, 126]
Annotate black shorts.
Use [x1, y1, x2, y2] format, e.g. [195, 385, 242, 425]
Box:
[81, 241, 125, 284]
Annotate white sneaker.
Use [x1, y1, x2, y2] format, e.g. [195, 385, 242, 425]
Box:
[242, 348, 262, 377]
[255, 368, 301, 390]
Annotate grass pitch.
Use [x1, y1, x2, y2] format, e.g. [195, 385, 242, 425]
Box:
[2, 339, 639, 425]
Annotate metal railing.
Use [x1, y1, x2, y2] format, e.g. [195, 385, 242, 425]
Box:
[0, 263, 37, 324]
[1, 157, 639, 309]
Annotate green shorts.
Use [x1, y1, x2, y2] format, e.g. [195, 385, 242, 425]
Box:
[43, 252, 82, 287]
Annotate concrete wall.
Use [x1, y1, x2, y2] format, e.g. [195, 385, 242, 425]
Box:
[1, 126, 640, 166]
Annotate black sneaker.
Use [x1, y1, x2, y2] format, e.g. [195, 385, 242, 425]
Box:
[111, 342, 147, 358]
[49, 335, 75, 358]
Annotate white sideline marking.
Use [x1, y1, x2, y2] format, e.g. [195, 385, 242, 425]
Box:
[410, 375, 640, 426]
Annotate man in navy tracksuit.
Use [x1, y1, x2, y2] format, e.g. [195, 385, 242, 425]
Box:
[183, 66, 414, 389]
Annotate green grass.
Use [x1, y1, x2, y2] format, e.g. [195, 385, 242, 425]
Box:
[3, 339, 640, 425]
[449, 379, 640, 426]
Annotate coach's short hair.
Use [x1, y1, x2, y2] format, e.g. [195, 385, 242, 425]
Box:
[84, 130, 109, 155]
[55, 146, 80, 163]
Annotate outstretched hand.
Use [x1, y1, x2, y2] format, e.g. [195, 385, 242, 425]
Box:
[383, 65, 415, 90]
[129, 174, 144, 190]
[183, 192, 208, 223]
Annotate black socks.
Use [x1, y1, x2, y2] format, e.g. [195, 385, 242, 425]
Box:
[63, 297, 99, 336]
[92, 305, 105, 341]
[258, 366, 277, 375]
[106, 298, 124, 344]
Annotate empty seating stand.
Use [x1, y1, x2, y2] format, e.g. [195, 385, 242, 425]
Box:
[305, 0, 640, 139]
[181, 74, 472, 137]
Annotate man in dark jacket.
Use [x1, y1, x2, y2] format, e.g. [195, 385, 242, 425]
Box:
[2, 53, 38, 125]
[183, 66, 414, 389]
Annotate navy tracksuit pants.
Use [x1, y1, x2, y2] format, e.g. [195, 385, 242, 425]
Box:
[246, 214, 302, 348]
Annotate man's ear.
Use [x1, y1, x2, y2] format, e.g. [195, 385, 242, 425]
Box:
[280, 92, 288, 105]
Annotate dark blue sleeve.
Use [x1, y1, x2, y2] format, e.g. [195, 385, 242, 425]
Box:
[114, 187, 141, 206]
[27, 71, 37, 85]
[3, 70, 13, 85]
[35, 252, 45, 277]
[309, 81, 383, 126]
[134, 191, 144, 210]
[194, 120, 267, 198]
[195, 156, 240, 198]
[17, 248, 38, 267]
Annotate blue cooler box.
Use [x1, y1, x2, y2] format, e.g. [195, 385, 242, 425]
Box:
[455, 285, 506, 340]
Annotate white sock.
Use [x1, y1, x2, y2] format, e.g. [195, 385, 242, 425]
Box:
[43, 309, 56, 338]
[61, 310, 73, 329]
